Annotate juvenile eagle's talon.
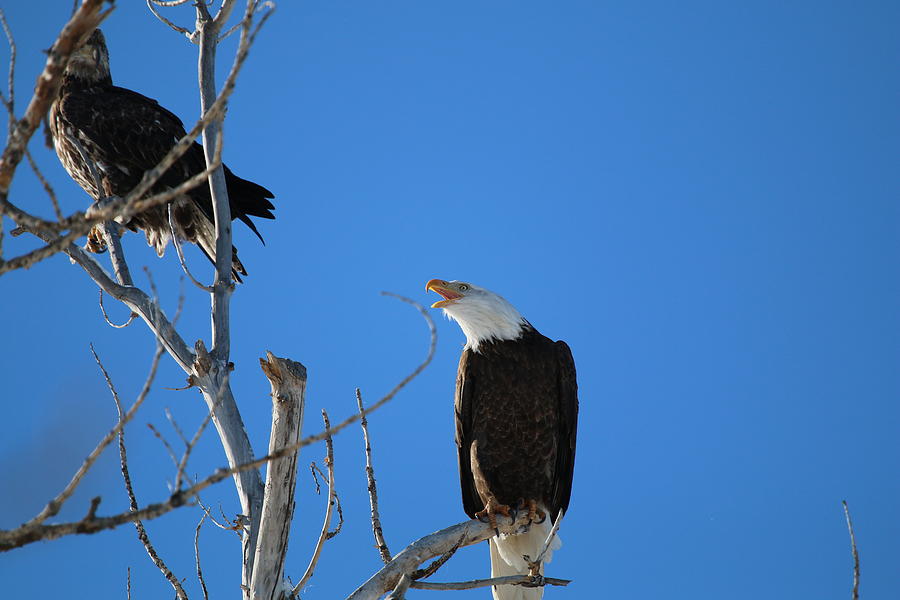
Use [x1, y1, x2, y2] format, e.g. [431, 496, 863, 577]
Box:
[85, 225, 108, 254]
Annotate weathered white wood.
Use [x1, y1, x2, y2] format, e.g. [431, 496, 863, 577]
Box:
[346, 513, 534, 600]
[251, 353, 307, 600]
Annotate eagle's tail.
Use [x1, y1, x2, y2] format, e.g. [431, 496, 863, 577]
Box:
[489, 506, 562, 600]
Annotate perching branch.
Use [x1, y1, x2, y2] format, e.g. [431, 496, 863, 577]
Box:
[346, 513, 568, 600]
[410, 574, 571, 592]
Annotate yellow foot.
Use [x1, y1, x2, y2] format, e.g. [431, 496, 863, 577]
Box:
[475, 499, 512, 531]
[525, 499, 546, 524]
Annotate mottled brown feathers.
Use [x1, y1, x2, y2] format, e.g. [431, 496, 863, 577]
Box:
[49, 29, 275, 280]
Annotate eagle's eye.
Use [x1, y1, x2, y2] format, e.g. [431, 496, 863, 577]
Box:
[458, 284, 470, 292]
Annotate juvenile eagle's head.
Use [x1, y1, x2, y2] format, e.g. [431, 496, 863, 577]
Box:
[426, 279, 527, 352]
[65, 28, 111, 84]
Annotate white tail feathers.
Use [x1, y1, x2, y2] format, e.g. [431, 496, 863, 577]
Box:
[489, 508, 562, 600]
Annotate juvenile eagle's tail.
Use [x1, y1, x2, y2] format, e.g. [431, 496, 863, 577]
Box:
[489, 507, 562, 600]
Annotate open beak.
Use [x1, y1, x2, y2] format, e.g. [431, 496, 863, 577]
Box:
[425, 278, 463, 308]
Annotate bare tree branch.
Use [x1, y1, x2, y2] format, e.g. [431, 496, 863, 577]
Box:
[0, 8, 16, 128]
[1, 289, 435, 553]
[150, 0, 192, 7]
[410, 533, 464, 581]
[24, 147, 63, 220]
[386, 574, 411, 600]
[147, 422, 181, 474]
[842, 500, 860, 600]
[346, 513, 564, 600]
[168, 203, 213, 292]
[146, 0, 193, 38]
[195, 509, 210, 600]
[251, 352, 307, 599]
[18, 225, 195, 369]
[174, 388, 224, 493]
[529, 509, 564, 573]
[410, 574, 571, 592]
[292, 411, 339, 597]
[20, 342, 163, 530]
[356, 388, 392, 564]
[91, 344, 188, 600]
[99, 290, 137, 328]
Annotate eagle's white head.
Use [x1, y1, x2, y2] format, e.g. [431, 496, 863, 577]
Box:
[426, 279, 527, 352]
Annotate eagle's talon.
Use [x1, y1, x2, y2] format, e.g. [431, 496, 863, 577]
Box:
[475, 499, 512, 533]
[525, 499, 546, 525]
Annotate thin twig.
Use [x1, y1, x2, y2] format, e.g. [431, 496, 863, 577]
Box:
[147, 423, 180, 471]
[99, 289, 137, 328]
[91, 344, 187, 599]
[357, 388, 392, 563]
[531, 509, 564, 568]
[126, 567, 131, 600]
[22, 341, 163, 529]
[0, 7, 16, 133]
[410, 574, 572, 592]
[842, 500, 860, 600]
[297, 293, 437, 452]
[167, 202, 212, 291]
[292, 410, 339, 597]
[174, 376, 227, 491]
[307, 462, 344, 540]
[149, 0, 192, 7]
[24, 147, 63, 220]
[165, 407, 190, 448]
[195, 497, 232, 532]
[195, 509, 210, 600]
[411, 532, 465, 581]
[146, 0, 193, 38]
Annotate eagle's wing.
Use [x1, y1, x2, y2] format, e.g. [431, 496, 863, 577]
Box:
[60, 86, 208, 196]
[455, 348, 483, 520]
[550, 340, 578, 521]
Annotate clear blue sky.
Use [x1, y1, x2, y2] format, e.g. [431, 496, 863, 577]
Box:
[1, 1, 898, 598]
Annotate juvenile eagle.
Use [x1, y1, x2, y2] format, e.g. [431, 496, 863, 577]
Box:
[427, 279, 578, 600]
[50, 29, 275, 280]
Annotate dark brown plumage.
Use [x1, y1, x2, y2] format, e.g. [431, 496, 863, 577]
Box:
[49, 29, 274, 280]
[455, 326, 578, 524]
[427, 278, 578, 599]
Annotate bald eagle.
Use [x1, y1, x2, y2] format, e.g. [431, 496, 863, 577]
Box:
[427, 279, 578, 600]
[49, 29, 275, 280]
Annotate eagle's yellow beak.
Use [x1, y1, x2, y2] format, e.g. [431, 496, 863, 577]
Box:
[426, 278, 463, 308]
